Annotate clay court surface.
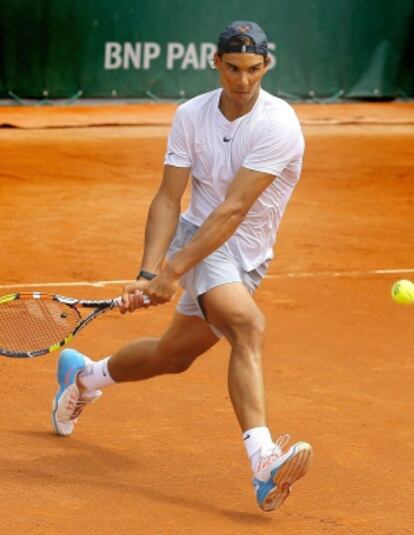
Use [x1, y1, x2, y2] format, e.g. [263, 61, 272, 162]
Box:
[0, 102, 413, 534]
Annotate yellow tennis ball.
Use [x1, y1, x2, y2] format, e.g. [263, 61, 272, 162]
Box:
[391, 279, 414, 305]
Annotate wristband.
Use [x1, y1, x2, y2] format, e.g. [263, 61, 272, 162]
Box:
[137, 270, 157, 281]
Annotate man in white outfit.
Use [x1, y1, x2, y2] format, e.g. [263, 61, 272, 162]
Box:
[52, 20, 312, 512]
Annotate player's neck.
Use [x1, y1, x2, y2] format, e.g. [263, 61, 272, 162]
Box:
[219, 88, 261, 122]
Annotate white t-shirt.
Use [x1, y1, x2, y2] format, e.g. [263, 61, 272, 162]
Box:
[164, 88, 304, 271]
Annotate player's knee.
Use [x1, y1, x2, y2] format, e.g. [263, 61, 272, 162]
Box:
[225, 310, 266, 347]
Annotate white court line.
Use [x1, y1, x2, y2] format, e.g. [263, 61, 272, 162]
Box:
[0, 268, 413, 290]
[0, 279, 132, 290]
[266, 268, 414, 279]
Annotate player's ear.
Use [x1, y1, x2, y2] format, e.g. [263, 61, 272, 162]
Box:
[213, 53, 222, 70]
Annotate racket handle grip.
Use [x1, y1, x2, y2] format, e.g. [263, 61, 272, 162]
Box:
[113, 294, 151, 307]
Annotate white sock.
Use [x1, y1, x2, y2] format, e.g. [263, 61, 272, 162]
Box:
[242, 426, 275, 472]
[78, 357, 116, 391]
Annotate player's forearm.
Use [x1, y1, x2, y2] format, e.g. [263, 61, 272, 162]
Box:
[165, 202, 245, 278]
[139, 192, 181, 273]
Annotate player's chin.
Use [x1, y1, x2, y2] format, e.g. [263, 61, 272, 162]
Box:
[232, 90, 250, 97]
[230, 91, 253, 104]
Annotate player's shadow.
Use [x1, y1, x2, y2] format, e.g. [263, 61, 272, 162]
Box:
[6, 430, 272, 526]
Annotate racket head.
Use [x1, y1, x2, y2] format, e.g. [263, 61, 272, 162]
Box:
[0, 293, 80, 358]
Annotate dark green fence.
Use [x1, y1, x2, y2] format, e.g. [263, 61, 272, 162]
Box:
[0, 0, 413, 101]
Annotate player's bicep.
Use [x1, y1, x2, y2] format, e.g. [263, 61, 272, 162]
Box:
[224, 166, 275, 214]
[156, 164, 191, 205]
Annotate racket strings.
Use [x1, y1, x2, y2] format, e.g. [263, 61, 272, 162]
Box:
[0, 299, 80, 352]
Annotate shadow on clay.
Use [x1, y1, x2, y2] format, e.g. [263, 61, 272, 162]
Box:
[4, 430, 272, 526]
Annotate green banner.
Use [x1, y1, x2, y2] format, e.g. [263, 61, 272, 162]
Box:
[0, 0, 413, 101]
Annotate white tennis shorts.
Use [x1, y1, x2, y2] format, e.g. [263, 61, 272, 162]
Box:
[167, 217, 269, 337]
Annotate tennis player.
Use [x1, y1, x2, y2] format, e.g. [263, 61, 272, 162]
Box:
[52, 20, 312, 512]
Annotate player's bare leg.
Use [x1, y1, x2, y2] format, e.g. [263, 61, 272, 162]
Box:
[199, 283, 312, 512]
[53, 311, 218, 436]
[106, 311, 219, 382]
[199, 282, 267, 431]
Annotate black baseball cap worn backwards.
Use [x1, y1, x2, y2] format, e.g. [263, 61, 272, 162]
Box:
[217, 21, 268, 56]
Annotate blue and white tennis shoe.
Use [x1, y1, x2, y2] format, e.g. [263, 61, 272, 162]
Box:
[253, 435, 312, 512]
[51, 348, 101, 436]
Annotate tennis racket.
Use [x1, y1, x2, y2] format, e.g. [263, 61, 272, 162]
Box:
[0, 292, 148, 359]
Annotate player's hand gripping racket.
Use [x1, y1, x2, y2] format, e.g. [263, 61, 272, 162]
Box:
[0, 292, 149, 358]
